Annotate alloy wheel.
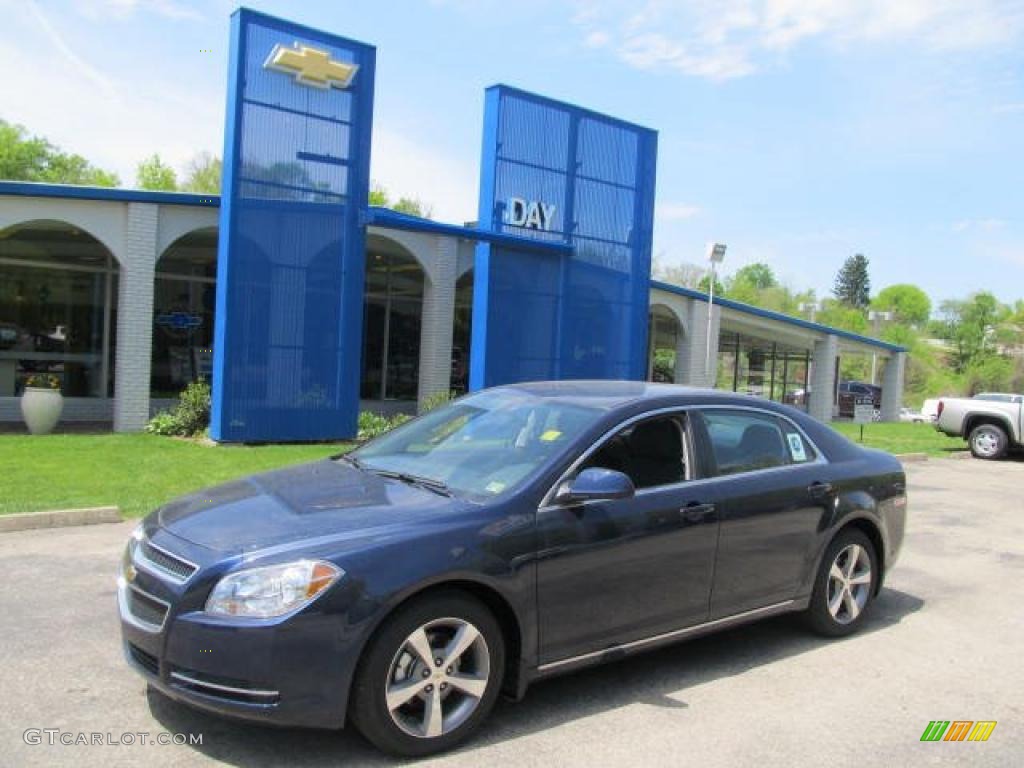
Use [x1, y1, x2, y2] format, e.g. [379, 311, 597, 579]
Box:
[826, 543, 872, 624]
[385, 617, 490, 739]
[973, 429, 1000, 457]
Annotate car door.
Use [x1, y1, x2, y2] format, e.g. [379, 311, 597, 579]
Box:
[691, 408, 833, 619]
[535, 411, 722, 665]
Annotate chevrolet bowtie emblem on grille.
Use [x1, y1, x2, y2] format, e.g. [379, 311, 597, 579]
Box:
[264, 43, 358, 90]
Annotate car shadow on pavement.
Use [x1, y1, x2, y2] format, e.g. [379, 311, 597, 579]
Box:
[147, 587, 924, 766]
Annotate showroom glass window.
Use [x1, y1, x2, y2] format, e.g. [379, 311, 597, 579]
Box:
[0, 221, 118, 398]
[151, 229, 217, 397]
[361, 240, 424, 401]
[717, 331, 811, 410]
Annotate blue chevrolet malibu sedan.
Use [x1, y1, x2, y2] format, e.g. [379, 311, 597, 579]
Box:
[119, 381, 906, 756]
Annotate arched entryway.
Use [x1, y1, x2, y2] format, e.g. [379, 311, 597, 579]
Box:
[0, 219, 119, 401]
[361, 234, 426, 403]
[648, 303, 683, 382]
[150, 227, 217, 399]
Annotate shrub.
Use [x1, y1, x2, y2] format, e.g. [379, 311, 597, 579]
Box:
[145, 379, 211, 437]
[420, 389, 456, 414]
[357, 410, 410, 441]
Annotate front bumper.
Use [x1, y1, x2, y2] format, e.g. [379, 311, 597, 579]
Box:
[118, 532, 361, 729]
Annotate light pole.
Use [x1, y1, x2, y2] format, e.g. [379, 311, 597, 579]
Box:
[705, 243, 727, 387]
[867, 310, 893, 384]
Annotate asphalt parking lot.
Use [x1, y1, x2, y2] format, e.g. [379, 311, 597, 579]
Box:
[1, 458, 1021, 767]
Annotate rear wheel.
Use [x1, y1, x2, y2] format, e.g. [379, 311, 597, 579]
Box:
[804, 528, 878, 637]
[969, 423, 1008, 460]
[350, 591, 505, 758]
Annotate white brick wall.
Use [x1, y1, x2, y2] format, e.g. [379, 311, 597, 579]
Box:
[673, 298, 720, 387]
[0, 397, 113, 423]
[113, 203, 159, 432]
[808, 334, 838, 422]
[417, 235, 457, 409]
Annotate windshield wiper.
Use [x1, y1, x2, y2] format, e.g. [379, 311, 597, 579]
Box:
[339, 454, 363, 469]
[368, 468, 453, 497]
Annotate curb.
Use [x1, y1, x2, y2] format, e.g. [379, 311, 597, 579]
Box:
[0, 506, 122, 533]
[896, 453, 929, 463]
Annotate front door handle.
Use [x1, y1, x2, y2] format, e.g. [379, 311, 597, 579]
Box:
[681, 502, 716, 523]
[808, 481, 834, 499]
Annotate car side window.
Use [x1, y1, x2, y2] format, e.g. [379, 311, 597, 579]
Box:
[699, 410, 812, 476]
[581, 414, 689, 490]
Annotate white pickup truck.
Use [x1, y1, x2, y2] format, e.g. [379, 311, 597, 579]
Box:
[935, 393, 1024, 459]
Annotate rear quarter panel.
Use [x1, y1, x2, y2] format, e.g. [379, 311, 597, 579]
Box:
[796, 447, 906, 598]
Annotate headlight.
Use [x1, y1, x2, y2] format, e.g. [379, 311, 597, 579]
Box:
[205, 560, 342, 619]
[121, 524, 144, 581]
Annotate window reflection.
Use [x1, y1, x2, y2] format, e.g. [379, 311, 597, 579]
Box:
[361, 238, 424, 401]
[0, 221, 118, 398]
[151, 228, 217, 397]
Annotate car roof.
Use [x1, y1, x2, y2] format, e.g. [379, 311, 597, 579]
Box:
[485, 380, 865, 462]
[490, 380, 720, 409]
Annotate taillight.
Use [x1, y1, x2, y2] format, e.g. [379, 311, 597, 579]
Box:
[937, 400, 944, 418]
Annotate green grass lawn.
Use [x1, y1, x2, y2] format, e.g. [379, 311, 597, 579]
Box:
[0, 434, 348, 518]
[0, 422, 966, 519]
[831, 421, 966, 457]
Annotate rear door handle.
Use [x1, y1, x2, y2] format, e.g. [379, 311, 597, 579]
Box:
[808, 481, 834, 499]
[681, 502, 716, 523]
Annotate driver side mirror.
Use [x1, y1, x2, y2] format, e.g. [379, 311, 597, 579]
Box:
[556, 467, 635, 505]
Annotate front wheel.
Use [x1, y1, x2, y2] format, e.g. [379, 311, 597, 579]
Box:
[969, 423, 1008, 460]
[350, 591, 505, 758]
[803, 529, 878, 637]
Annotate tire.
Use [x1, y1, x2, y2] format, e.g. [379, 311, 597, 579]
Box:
[803, 528, 878, 637]
[350, 590, 505, 758]
[968, 423, 1008, 460]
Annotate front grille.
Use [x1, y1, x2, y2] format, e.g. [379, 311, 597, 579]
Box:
[137, 540, 197, 583]
[125, 585, 169, 631]
[127, 643, 159, 676]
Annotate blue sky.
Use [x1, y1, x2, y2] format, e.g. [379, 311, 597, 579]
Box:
[2, 0, 1023, 305]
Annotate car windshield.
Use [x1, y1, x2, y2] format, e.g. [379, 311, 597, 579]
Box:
[348, 391, 603, 498]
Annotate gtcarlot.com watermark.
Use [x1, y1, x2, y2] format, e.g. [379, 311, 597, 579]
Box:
[24, 729, 202, 747]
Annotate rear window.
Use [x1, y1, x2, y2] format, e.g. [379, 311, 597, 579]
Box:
[699, 410, 816, 476]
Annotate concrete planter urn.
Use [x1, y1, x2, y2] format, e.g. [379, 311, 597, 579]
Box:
[20, 378, 64, 435]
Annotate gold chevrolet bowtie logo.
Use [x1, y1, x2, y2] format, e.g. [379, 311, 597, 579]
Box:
[264, 43, 358, 90]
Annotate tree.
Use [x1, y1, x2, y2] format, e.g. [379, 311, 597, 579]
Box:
[181, 153, 221, 193]
[732, 263, 777, 290]
[938, 292, 1008, 373]
[0, 119, 119, 186]
[833, 253, 870, 308]
[368, 181, 432, 218]
[136, 154, 177, 191]
[652, 257, 706, 289]
[872, 284, 931, 327]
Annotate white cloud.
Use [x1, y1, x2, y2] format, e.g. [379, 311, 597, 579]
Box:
[1, 3, 222, 184]
[952, 218, 1007, 233]
[656, 202, 702, 221]
[573, 0, 1024, 80]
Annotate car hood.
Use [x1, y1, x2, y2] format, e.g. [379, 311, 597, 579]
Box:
[154, 459, 471, 555]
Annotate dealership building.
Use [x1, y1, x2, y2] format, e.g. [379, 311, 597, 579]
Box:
[0, 10, 905, 438]
[0, 182, 905, 432]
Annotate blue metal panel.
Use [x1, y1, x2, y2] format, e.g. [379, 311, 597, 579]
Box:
[211, 9, 375, 442]
[0, 180, 218, 207]
[470, 85, 657, 390]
